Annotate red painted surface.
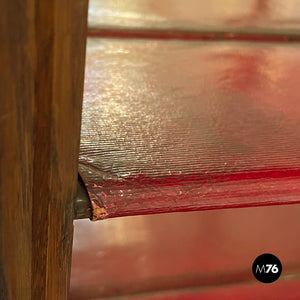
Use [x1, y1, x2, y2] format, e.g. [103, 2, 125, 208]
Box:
[80, 39, 300, 220]
[70, 205, 300, 299]
[116, 279, 300, 299]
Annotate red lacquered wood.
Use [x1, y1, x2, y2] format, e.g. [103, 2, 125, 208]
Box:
[80, 39, 300, 220]
[88, 0, 300, 39]
[70, 204, 300, 299]
[88, 28, 300, 43]
[105, 279, 300, 300]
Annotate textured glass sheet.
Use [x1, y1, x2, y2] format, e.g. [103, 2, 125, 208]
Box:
[88, 0, 300, 34]
[80, 38, 300, 220]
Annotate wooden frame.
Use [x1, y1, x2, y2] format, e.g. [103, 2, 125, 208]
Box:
[0, 1, 89, 299]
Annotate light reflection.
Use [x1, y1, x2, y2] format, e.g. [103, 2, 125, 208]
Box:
[88, 0, 300, 30]
[73, 216, 149, 250]
[71, 206, 300, 299]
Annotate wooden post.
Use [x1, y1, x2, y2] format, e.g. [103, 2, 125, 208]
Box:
[0, 0, 89, 299]
[0, 1, 35, 299]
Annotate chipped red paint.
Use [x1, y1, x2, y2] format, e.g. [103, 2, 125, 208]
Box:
[85, 169, 300, 219]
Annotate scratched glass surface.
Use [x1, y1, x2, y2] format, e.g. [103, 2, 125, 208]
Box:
[89, 0, 300, 33]
[79, 38, 300, 220]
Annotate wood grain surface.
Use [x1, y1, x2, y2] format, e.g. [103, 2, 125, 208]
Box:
[0, 1, 35, 299]
[80, 38, 300, 220]
[0, 0, 88, 299]
[33, 1, 88, 299]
